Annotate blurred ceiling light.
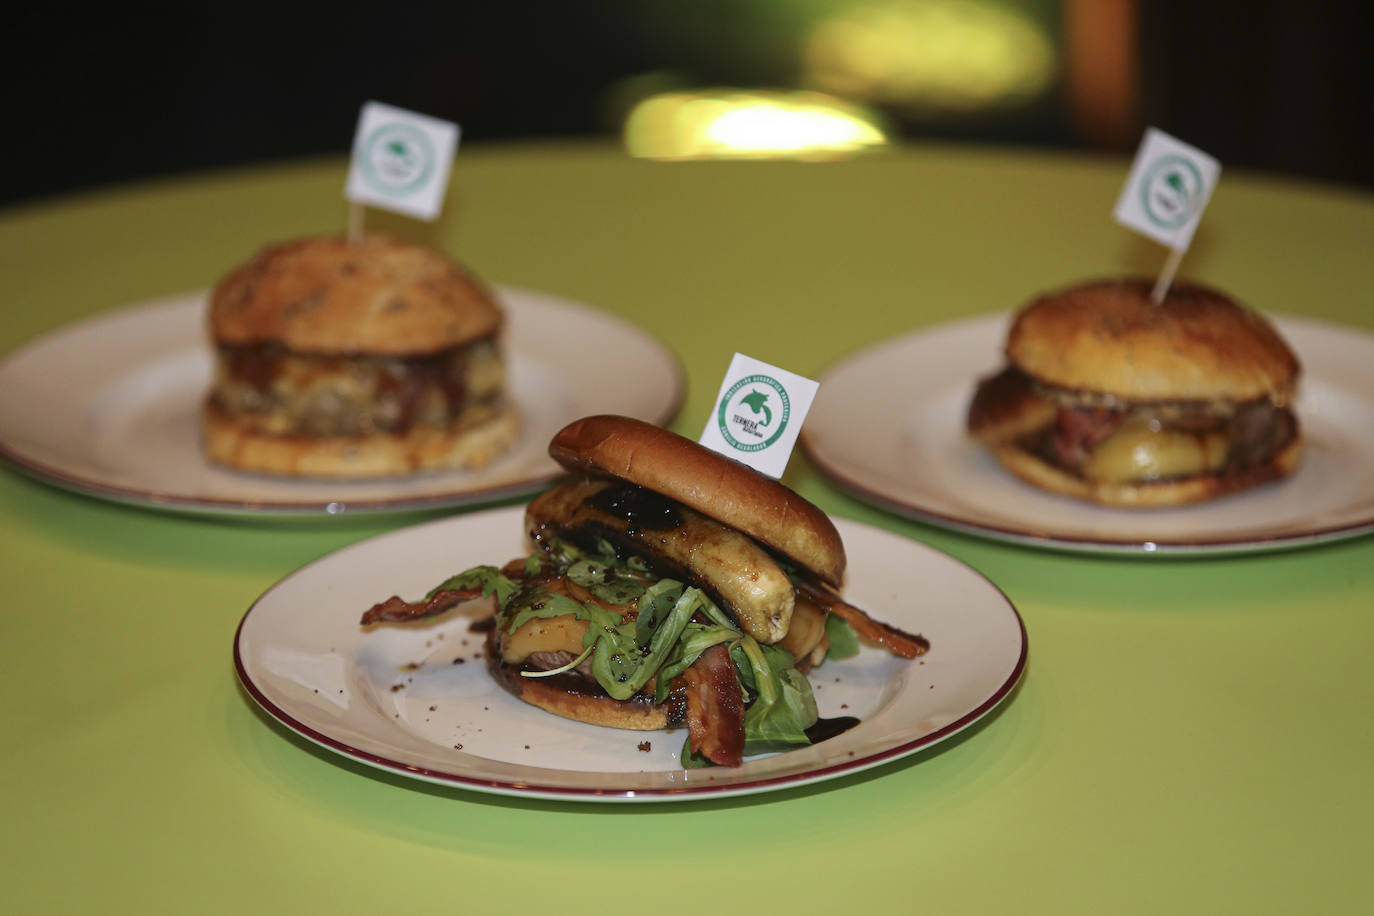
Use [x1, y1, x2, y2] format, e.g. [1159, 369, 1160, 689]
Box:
[805, 0, 1056, 114]
[624, 90, 889, 161]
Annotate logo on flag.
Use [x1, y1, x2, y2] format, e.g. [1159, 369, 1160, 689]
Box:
[361, 123, 434, 194]
[345, 102, 460, 221]
[716, 375, 791, 453]
[699, 354, 818, 479]
[1113, 128, 1220, 251]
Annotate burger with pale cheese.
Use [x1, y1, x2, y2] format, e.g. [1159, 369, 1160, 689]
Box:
[362, 415, 927, 767]
[203, 234, 517, 477]
[967, 278, 1301, 506]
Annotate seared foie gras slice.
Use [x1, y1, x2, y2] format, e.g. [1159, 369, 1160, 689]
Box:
[526, 478, 796, 644]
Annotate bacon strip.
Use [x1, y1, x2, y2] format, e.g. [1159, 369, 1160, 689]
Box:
[360, 588, 485, 626]
[682, 644, 745, 767]
[798, 582, 930, 659]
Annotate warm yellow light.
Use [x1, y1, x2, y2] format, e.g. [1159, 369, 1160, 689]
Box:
[805, 0, 1056, 114]
[624, 90, 889, 161]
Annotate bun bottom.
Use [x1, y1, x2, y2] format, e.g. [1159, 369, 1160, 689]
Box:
[989, 434, 1302, 508]
[201, 399, 519, 478]
[485, 633, 686, 731]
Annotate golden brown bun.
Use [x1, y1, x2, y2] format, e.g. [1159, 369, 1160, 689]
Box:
[486, 632, 686, 731]
[1006, 279, 1300, 402]
[987, 433, 1302, 507]
[209, 235, 502, 355]
[201, 398, 518, 477]
[549, 415, 845, 586]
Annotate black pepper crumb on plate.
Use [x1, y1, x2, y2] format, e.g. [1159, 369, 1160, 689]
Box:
[638, 741, 652, 752]
[454, 744, 463, 750]
[390, 684, 405, 692]
[453, 657, 465, 664]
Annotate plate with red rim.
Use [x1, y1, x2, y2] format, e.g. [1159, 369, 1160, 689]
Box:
[232, 506, 1027, 802]
[802, 313, 1374, 555]
[0, 286, 683, 517]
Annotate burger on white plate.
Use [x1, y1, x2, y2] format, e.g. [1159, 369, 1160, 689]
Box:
[203, 234, 517, 477]
[967, 278, 1301, 507]
[362, 414, 927, 767]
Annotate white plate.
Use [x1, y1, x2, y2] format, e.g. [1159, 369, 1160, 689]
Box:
[0, 288, 682, 516]
[233, 507, 1026, 802]
[803, 314, 1374, 555]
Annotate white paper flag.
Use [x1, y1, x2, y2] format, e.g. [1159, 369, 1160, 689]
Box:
[345, 101, 460, 221]
[1113, 127, 1220, 252]
[699, 354, 819, 479]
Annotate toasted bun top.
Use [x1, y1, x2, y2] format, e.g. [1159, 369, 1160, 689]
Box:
[549, 415, 845, 587]
[1006, 279, 1299, 402]
[209, 235, 502, 355]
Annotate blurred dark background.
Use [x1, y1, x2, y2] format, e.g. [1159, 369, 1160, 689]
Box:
[3, 0, 1369, 208]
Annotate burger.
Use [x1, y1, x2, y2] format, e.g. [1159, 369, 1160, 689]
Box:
[362, 414, 927, 767]
[966, 278, 1301, 507]
[202, 234, 518, 477]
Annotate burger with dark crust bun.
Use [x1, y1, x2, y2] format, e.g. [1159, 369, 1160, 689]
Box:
[203, 234, 518, 477]
[967, 278, 1301, 507]
[362, 415, 927, 767]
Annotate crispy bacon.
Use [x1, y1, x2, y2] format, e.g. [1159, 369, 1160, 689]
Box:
[682, 644, 745, 767]
[1051, 406, 1124, 469]
[798, 581, 930, 659]
[359, 588, 486, 626]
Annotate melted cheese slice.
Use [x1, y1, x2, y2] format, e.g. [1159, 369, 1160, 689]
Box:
[501, 613, 591, 664]
[1084, 417, 1229, 483]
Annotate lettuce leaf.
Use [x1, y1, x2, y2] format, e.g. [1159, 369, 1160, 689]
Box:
[735, 636, 818, 756]
[426, 565, 519, 605]
[589, 582, 703, 701]
[824, 612, 861, 660]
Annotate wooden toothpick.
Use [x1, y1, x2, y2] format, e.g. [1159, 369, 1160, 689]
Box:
[1150, 246, 1184, 304]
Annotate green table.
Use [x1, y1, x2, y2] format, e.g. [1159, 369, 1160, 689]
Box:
[3, 142, 1371, 913]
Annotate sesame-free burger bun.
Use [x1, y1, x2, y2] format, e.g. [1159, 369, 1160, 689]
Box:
[201, 397, 519, 478]
[987, 434, 1303, 508]
[549, 415, 846, 587]
[485, 631, 686, 731]
[209, 234, 502, 355]
[1007, 279, 1299, 402]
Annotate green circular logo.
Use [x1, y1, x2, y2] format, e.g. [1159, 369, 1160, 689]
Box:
[360, 123, 434, 196]
[1140, 154, 1204, 229]
[716, 374, 790, 452]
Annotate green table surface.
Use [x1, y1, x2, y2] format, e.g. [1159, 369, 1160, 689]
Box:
[2, 142, 1371, 914]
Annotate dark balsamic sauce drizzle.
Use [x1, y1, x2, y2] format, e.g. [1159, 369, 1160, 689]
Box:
[585, 482, 683, 534]
[805, 716, 861, 743]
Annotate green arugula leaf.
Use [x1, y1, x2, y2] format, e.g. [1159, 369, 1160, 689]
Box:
[501, 588, 590, 633]
[679, 735, 714, 769]
[426, 566, 518, 605]
[736, 636, 818, 756]
[590, 584, 703, 701]
[567, 557, 646, 606]
[824, 613, 861, 659]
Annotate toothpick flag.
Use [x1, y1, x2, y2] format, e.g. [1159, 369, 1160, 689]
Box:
[344, 101, 461, 240]
[699, 353, 819, 479]
[1113, 127, 1221, 302]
